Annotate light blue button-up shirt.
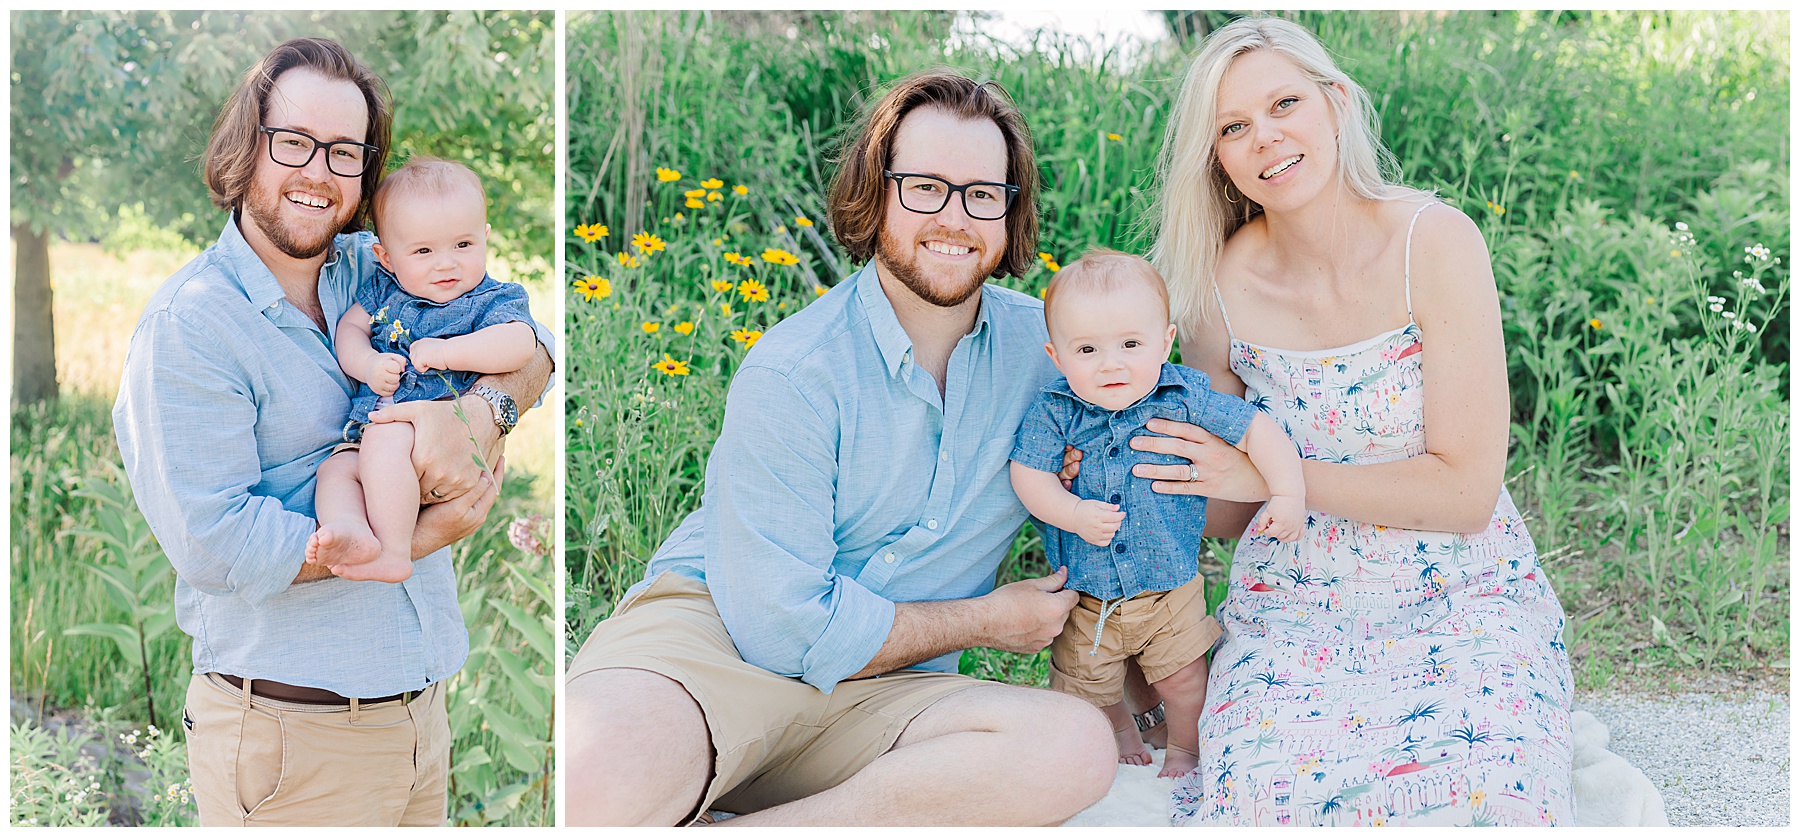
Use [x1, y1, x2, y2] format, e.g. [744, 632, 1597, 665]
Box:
[636, 262, 1057, 692]
[113, 216, 553, 697]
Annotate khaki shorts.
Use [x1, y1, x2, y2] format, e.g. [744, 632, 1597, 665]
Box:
[567, 571, 995, 819]
[182, 672, 449, 826]
[1048, 574, 1221, 707]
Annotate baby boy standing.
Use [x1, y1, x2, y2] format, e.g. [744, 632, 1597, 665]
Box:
[1009, 250, 1304, 778]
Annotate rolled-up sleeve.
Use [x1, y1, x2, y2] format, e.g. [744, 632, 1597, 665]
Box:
[1008, 392, 1069, 473]
[113, 309, 313, 606]
[703, 365, 893, 693]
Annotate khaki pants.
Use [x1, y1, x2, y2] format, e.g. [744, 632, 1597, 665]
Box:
[568, 571, 995, 820]
[183, 672, 450, 826]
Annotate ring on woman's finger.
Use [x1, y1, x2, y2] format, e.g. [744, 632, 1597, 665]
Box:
[429, 488, 446, 500]
[1186, 465, 1201, 482]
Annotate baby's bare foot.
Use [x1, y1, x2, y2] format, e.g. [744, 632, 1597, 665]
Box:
[307, 525, 378, 568]
[329, 552, 413, 583]
[1159, 745, 1199, 778]
[1113, 725, 1154, 766]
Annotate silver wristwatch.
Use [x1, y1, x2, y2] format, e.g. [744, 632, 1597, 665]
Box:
[467, 384, 518, 436]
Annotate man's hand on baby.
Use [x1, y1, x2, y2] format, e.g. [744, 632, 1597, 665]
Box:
[408, 337, 451, 372]
[370, 353, 408, 396]
[1253, 494, 1306, 542]
[1072, 498, 1125, 546]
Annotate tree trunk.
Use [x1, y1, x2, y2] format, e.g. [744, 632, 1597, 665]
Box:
[12, 223, 58, 406]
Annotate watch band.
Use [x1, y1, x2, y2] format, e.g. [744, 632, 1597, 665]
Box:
[1133, 701, 1166, 732]
[468, 384, 517, 436]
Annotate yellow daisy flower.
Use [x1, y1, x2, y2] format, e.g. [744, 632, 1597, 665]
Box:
[573, 223, 608, 242]
[730, 328, 763, 347]
[700, 178, 724, 190]
[737, 278, 770, 302]
[656, 167, 681, 182]
[571, 276, 612, 301]
[652, 354, 690, 376]
[761, 248, 800, 266]
[642, 321, 661, 334]
[632, 232, 666, 254]
[674, 321, 695, 335]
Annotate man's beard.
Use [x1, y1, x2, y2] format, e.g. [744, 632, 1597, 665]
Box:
[241, 175, 347, 260]
[876, 224, 1001, 308]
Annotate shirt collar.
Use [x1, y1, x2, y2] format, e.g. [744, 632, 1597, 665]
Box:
[217, 212, 348, 314]
[855, 261, 996, 379]
[1041, 361, 1188, 410]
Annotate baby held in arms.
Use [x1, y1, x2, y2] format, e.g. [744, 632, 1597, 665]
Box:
[307, 158, 538, 582]
[1009, 250, 1303, 777]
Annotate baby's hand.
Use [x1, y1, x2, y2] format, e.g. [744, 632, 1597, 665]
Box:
[408, 338, 451, 373]
[1254, 494, 1306, 543]
[1072, 499, 1126, 547]
[369, 353, 408, 396]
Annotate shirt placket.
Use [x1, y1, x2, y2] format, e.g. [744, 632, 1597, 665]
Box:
[860, 333, 978, 588]
[265, 299, 354, 397]
[1105, 410, 1143, 598]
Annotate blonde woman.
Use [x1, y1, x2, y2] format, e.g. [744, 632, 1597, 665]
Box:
[1134, 17, 1573, 825]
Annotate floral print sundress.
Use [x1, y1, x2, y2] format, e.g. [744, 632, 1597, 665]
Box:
[1170, 204, 1575, 826]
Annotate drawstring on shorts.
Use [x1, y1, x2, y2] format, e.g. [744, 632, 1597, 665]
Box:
[1089, 595, 1129, 656]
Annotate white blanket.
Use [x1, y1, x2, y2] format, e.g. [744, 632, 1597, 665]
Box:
[1064, 709, 1666, 826]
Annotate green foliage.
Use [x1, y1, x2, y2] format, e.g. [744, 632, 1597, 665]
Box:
[10, 10, 553, 272]
[565, 11, 1790, 684]
[8, 711, 195, 827]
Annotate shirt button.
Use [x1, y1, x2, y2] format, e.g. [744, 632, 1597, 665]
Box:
[926, 519, 938, 530]
[940, 450, 950, 462]
[1110, 493, 1122, 504]
[1114, 543, 1127, 553]
[884, 552, 897, 564]
[1108, 447, 1120, 458]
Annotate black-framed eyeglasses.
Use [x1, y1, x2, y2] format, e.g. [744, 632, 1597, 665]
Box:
[259, 126, 380, 178]
[883, 171, 1019, 221]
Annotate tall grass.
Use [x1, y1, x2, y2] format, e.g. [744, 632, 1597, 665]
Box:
[10, 238, 558, 825]
[566, 10, 1789, 687]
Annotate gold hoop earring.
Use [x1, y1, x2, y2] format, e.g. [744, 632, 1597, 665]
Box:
[1224, 182, 1242, 204]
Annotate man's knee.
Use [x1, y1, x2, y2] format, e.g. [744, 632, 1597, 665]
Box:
[911, 685, 1115, 810]
[1028, 689, 1118, 808]
[565, 667, 712, 826]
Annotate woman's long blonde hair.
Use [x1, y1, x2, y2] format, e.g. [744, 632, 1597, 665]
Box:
[1149, 16, 1414, 338]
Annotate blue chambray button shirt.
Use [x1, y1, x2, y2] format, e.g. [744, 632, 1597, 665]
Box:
[634, 261, 1057, 692]
[113, 216, 554, 697]
[1010, 362, 1255, 601]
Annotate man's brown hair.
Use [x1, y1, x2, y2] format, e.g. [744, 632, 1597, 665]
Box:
[827, 70, 1038, 278]
[203, 37, 393, 233]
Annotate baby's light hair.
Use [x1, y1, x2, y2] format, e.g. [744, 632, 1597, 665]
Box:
[372, 156, 486, 234]
[1042, 249, 1171, 339]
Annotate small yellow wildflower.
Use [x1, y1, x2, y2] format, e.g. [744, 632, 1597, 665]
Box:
[573, 223, 608, 242]
[1038, 252, 1054, 261]
[1106, 132, 1122, 142]
[686, 198, 705, 209]
[730, 328, 764, 347]
[721, 303, 733, 316]
[674, 321, 695, 335]
[733, 184, 748, 196]
[815, 286, 828, 296]
[656, 167, 681, 182]
[700, 178, 723, 190]
[737, 278, 770, 302]
[795, 216, 814, 227]
[761, 248, 800, 266]
[571, 276, 612, 301]
[707, 191, 722, 202]
[1045, 259, 1061, 272]
[684, 188, 706, 199]
[1486, 201, 1506, 216]
[710, 279, 734, 293]
[617, 251, 641, 268]
[1589, 318, 1602, 330]
[652, 354, 690, 376]
[1647, 296, 1655, 305]
[632, 232, 667, 254]
[713, 238, 724, 246]
[724, 252, 753, 266]
[642, 321, 661, 334]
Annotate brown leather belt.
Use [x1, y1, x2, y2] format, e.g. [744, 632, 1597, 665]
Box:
[217, 673, 416, 706]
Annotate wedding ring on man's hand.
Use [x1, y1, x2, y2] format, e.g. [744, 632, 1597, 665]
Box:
[1186, 465, 1201, 482]
[429, 488, 446, 500]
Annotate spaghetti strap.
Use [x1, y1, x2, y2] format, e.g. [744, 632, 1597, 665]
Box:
[1211, 284, 1236, 340]
[1402, 202, 1438, 323]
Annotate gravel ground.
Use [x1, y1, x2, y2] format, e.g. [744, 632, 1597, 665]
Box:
[1574, 671, 1790, 827]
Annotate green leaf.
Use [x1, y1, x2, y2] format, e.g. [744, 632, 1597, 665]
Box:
[65, 622, 145, 669]
[486, 598, 553, 661]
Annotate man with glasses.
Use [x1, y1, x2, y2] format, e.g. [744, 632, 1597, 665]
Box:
[567, 70, 1115, 826]
[113, 38, 551, 825]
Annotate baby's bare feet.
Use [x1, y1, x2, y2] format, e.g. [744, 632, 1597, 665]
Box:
[1159, 745, 1199, 778]
[1113, 725, 1153, 766]
[329, 552, 413, 583]
[307, 524, 378, 568]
